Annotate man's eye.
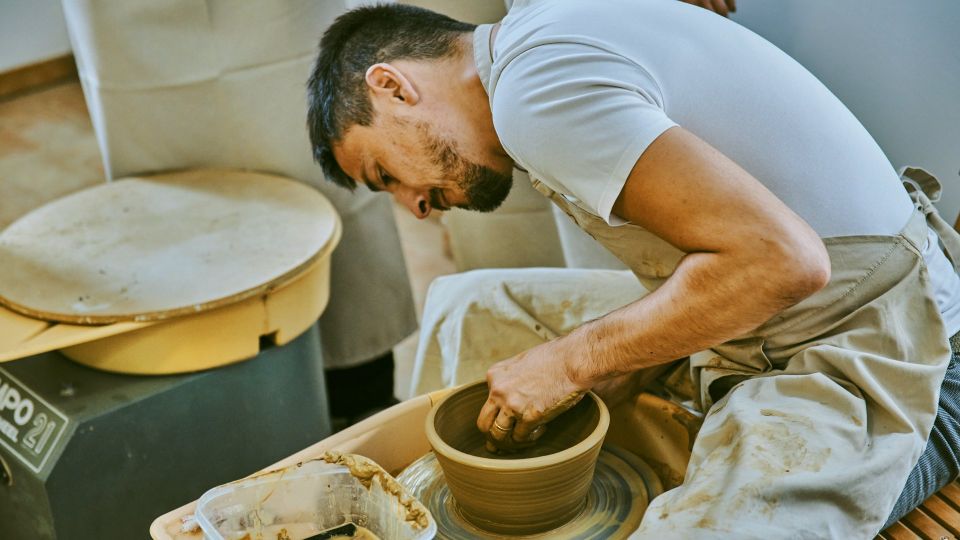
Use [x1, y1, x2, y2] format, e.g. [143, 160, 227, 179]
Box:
[380, 170, 395, 187]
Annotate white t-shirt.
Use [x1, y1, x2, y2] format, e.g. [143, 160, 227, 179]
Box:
[475, 0, 960, 335]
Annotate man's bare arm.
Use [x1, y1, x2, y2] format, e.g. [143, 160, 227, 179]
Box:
[479, 126, 830, 442]
[566, 126, 830, 386]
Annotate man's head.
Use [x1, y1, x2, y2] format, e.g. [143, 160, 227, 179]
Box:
[307, 4, 513, 218]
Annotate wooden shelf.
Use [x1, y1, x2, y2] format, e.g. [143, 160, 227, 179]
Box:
[878, 481, 960, 540]
[0, 54, 77, 100]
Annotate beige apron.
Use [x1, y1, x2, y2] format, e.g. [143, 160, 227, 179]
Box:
[410, 163, 960, 536]
[528, 168, 959, 538]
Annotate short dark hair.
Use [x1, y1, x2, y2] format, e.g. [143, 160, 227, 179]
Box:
[306, 4, 476, 190]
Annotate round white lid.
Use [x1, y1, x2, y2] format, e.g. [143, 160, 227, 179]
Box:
[0, 169, 339, 324]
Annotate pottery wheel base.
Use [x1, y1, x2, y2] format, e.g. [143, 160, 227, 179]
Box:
[397, 445, 662, 539]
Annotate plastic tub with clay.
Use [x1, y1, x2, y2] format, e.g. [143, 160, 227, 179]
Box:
[194, 452, 436, 540]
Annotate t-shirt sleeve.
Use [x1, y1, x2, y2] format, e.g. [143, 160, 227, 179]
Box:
[491, 42, 677, 224]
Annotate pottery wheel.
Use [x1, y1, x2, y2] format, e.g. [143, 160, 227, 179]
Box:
[397, 445, 661, 539]
[0, 169, 338, 324]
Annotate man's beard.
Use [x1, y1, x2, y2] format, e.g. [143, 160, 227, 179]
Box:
[423, 124, 513, 213]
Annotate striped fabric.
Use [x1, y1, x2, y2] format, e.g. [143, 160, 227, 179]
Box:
[884, 332, 960, 529]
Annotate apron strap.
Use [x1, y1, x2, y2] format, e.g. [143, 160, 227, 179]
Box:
[900, 166, 960, 273]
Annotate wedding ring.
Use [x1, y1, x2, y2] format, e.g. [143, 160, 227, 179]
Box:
[493, 420, 512, 432]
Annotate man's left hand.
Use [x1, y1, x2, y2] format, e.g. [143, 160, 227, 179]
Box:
[681, 0, 736, 17]
[592, 364, 673, 408]
[477, 340, 588, 451]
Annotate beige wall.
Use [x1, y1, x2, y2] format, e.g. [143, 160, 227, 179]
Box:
[401, 0, 506, 23]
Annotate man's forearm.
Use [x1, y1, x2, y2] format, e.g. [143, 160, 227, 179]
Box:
[559, 246, 828, 389]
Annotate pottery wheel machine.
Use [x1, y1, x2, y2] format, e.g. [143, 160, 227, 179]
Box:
[0, 169, 341, 539]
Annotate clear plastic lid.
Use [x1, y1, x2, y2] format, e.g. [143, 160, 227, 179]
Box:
[194, 454, 436, 540]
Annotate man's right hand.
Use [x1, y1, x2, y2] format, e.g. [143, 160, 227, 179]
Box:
[478, 338, 588, 452]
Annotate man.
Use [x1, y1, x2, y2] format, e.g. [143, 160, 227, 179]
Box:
[306, 0, 960, 536]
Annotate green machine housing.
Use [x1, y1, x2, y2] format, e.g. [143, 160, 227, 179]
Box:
[0, 326, 331, 539]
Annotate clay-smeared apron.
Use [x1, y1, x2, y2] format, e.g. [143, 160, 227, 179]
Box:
[528, 168, 959, 538]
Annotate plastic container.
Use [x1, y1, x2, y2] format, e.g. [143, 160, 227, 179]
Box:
[194, 454, 436, 540]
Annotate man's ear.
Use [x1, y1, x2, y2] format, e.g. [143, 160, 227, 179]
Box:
[365, 63, 420, 106]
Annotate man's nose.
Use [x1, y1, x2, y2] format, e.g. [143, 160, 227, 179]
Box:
[393, 186, 431, 219]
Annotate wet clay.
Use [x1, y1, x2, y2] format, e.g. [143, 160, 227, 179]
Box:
[603, 393, 698, 490]
[547, 390, 586, 417]
[425, 381, 609, 535]
[319, 452, 430, 530]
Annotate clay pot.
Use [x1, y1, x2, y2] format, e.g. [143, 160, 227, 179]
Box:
[425, 381, 609, 535]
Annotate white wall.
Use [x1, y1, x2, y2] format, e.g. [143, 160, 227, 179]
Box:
[732, 0, 960, 223]
[0, 0, 72, 73]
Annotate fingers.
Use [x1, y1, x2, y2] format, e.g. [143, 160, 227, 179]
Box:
[479, 398, 548, 452]
[489, 409, 516, 443]
[485, 424, 546, 454]
[478, 395, 525, 449]
[681, 0, 733, 16]
[689, 0, 716, 12]
[477, 397, 500, 433]
[511, 409, 539, 441]
[711, 0, 729, 16]
[514, 418, 547, 443]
